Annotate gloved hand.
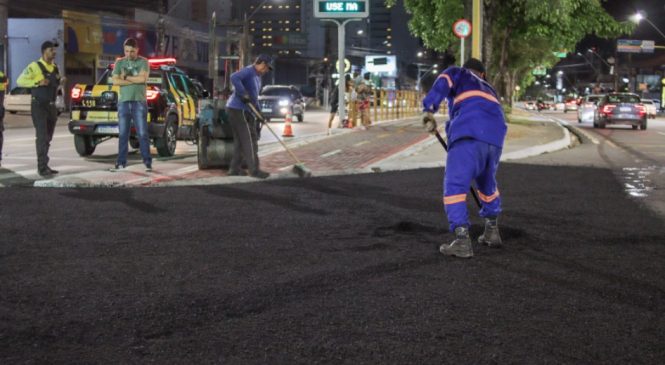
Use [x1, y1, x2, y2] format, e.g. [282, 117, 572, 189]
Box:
[240, 95, 252, 104]
[422, 112, 437, 133]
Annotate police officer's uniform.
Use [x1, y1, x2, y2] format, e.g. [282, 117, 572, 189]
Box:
[17, 44, 62, 176]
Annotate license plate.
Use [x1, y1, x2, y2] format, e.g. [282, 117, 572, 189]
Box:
[261, 108, 272, 113]
[620, 107, 631, 112]
[82, 99, 96, 107]
[96, 126, 119, 134]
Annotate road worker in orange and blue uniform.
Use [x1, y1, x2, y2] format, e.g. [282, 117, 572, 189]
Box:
[422, 58, 507, 258]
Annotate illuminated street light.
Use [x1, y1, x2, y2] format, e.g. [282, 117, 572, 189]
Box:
[417, 51, 424, 58]
[357, 29, 364, 35]
[631, 11, 665, 41]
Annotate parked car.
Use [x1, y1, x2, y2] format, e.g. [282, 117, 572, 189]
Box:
[258, 85, 306, 122]
[3, 86, 66, 115]
[593, 92, 647, 130]
[641, 99, 657, 119]
[577, 94, 603, 123]
[68, 58, 204, 157]
[563, 98, 578, 113]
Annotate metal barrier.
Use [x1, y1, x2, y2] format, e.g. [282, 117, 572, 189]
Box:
[343, 89, 447, 127]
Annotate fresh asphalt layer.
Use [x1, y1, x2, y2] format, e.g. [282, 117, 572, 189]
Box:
[1, 163, 664, 363]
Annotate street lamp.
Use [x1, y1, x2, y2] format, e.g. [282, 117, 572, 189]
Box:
[631, 11, 665, 41]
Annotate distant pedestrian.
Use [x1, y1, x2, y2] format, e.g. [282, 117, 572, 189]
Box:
[225, 54, 273, 179]
[0, 69, 6, 167]
[355, 73, 372, 129]
[110, 37, 152, 172]
[326, 76, 353, 134]
[422, 58, 507, 258]
[16, 41, 65, 177]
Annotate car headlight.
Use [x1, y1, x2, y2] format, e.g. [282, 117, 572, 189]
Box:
[278, 99, 291, 106]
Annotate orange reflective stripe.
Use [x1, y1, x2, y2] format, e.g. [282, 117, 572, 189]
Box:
[477, 189, 500, 203]
[438, 74, 453, 88]
[453, 90, 499, 105]
[443, 194, 467, 205]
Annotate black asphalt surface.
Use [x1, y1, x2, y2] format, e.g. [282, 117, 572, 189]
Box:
[1, 163, 664, 364]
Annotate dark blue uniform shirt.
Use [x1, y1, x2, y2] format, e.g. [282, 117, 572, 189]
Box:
[227, 65, 262, 112]
[423, 66, 507, 148]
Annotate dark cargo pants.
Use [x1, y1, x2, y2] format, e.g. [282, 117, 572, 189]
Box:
[227, 107, 260, 173]
[31, 100, 58, 172]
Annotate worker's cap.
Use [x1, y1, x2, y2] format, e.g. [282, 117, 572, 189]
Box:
[41, 41, 58, 53]
[462, 58, 486, 74]
[255, 54, 274, 70]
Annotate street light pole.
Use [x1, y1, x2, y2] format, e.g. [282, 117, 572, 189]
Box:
[632, 12, 665, 42]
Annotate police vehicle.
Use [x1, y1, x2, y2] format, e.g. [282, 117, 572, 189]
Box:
[68, 58, 207, 157]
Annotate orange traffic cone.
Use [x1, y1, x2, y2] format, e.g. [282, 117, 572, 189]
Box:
[282, 112, 294, 137]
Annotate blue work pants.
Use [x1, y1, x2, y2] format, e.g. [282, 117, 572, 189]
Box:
[443, 139, 502, 231]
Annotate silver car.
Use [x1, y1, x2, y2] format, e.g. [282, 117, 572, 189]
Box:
[3, 86, 66, 115]
[577, 94, 603, 123]
[641, 99, 657, 119]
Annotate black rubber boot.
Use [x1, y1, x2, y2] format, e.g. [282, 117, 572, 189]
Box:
[478, 218, 502, 248]
[440, 226, 473, 258]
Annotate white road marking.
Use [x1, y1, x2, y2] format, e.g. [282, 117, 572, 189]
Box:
[658, 132, 665, 137]
[321, 149, 342, 158]
[353, 141, 370, 147]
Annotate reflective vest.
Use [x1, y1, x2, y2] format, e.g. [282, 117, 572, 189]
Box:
[0, 71, 6, 92]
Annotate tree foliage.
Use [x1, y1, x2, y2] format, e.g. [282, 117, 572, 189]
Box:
[386, 0, 634, 102]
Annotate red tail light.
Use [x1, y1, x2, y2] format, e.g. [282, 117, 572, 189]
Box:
[601, 105, 615, 114]
[636, 104, 646, 116]
[146, 86, 160, 101]
[71, 86, 83, 100]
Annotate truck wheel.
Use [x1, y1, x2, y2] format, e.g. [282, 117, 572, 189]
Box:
[156, 117, 177, 157]
[129, 137, 140, 149]
[598, 120, 606, 129]
[74, 135, 95, 156]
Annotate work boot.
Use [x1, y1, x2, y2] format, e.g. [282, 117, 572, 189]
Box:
[440, 226, 473, 258]
[478, 218, 502, 248]
[250, 170, 270, 179]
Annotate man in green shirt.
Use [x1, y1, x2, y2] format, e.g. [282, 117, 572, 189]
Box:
[16, 41, 65, 177]
[110, 37, 152, 172]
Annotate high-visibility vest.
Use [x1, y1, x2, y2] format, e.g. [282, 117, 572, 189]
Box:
[0, 71, 6, 92]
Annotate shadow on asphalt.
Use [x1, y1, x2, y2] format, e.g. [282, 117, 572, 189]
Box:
[1, 162, 664, 363]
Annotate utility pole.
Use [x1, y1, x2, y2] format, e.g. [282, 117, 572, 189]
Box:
[0, 0, 7, 72]
[471, 0, 482, 60]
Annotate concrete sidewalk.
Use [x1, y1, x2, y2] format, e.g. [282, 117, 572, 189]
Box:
[32, 110, 571, 187]
[373, 111, 569, 171]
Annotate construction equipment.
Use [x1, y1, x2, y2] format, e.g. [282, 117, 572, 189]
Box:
[246, 103, 312, 178]
[197, 99, 235, 169]
[433, 130, 482, 208]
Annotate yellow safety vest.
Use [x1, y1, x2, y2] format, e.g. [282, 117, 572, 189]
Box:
[0, 71, 6, 92]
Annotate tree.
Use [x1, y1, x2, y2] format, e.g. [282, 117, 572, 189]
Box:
[387, 0, 633, 104]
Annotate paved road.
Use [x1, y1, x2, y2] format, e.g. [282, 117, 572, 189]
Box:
[527, 109, 665, 218]
[1, 165, 663, 364]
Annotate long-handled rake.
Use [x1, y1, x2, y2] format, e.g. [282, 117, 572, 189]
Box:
[246, 103, 312, 178]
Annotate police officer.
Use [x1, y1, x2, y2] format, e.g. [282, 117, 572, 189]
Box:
[226, 54, 273, 179]
[0, 69, 6, 167]
[422, 58, 507, 258]
[17, 41, 65, 177]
